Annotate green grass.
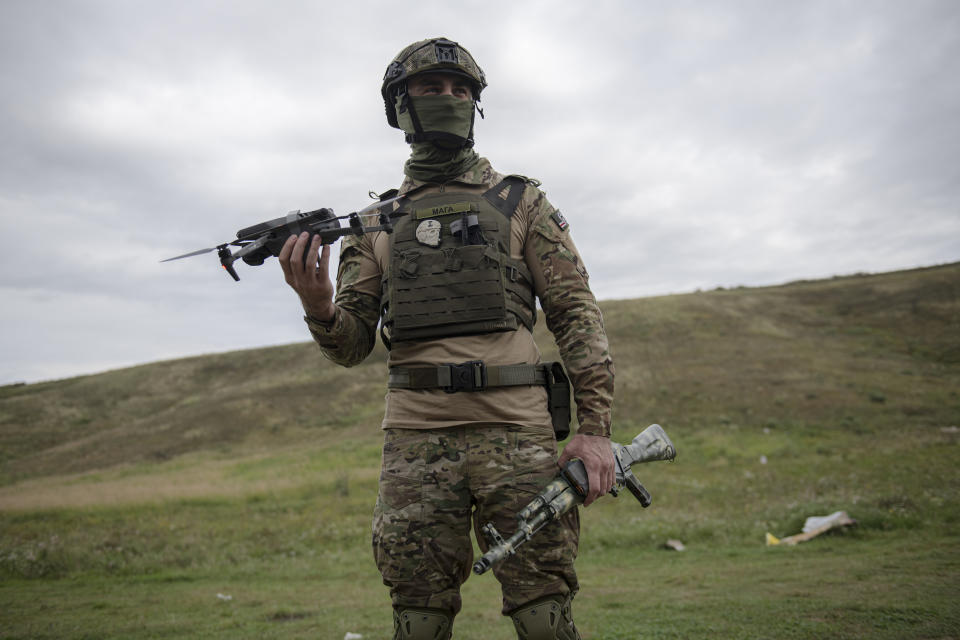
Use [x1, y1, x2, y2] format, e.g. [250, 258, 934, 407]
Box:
[1, 263, 959, 638]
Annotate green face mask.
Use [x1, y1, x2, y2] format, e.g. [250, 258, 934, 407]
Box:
[396, 94, 476, 149]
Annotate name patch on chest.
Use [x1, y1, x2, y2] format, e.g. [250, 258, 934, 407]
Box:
[415, 202, 473, 219]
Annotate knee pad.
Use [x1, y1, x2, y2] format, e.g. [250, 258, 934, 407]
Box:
[509, 595, 581, 640]
[393, 606, 454, 640]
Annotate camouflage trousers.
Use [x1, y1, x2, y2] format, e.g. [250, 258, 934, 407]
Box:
[372, 423, 580, 616]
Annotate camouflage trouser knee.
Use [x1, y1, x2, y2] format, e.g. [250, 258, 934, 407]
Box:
[372, 424, 580, 616]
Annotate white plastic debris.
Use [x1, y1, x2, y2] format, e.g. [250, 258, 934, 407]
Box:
[802, 510, 853, 534]
[766, 510, 856, 546]
[344, 633, 363, 640]
[663, 539, 686, 551]
[759, 455, 768, 465]
[216, 593, 233, 601]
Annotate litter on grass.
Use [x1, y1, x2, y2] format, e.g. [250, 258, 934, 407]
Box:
[344, 633, 363, 640]
[766, 510, 856, 546]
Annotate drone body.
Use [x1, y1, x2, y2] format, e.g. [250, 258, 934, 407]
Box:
[162, 196, 404, 280]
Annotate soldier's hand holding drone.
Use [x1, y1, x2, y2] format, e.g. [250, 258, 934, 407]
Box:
[279, 232, 336, 323]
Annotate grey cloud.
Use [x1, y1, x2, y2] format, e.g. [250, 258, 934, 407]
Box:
[1, 0, 958, 384]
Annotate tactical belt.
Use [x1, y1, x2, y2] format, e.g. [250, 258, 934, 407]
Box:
[387, 360, 572, 439]
[388, 361, 548, 393]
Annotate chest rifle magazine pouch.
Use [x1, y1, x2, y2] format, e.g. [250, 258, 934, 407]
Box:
[545, 362, 571, 441]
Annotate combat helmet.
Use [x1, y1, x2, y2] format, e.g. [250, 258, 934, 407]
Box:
[381, 37, 487, 148]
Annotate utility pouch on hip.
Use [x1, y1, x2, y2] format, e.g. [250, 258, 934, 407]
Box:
[544, 362, 571, 441]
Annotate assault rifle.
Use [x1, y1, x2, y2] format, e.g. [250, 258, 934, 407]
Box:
[473, 424, 676, 575]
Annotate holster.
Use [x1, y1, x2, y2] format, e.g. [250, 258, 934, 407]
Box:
[544, 362, 571, 441]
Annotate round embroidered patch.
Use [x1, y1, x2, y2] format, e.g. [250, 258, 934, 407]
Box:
[416, 219, 442, 247]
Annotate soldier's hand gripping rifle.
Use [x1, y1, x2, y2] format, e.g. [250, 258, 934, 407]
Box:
[473, 424, 676, 575]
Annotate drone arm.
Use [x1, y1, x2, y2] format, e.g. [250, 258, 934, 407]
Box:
[217, 246, 241, 281]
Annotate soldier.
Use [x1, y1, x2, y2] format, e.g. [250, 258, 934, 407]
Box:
[279, 37, 615, 640]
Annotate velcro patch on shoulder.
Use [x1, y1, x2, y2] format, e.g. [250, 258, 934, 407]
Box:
[551, 211, 569, 231]
[415, 202, 472, 219]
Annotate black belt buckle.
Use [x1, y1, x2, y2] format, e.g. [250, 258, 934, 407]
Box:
[443, 360, 487, 393]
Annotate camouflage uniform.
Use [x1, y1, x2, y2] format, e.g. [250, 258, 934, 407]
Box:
[307, 159, 614, 623]
[303, 37, 613, 639]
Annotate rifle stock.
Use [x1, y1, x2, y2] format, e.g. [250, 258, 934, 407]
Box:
[620, 424, 677, 466]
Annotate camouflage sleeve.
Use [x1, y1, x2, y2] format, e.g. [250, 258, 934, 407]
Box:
[304, 234, 380, 367]
[523, 189, 615, 437]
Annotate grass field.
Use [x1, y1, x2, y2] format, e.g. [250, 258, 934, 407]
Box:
[1, 263, 958, 639]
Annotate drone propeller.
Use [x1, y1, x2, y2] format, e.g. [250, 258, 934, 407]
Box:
[161, 244, 229, 262]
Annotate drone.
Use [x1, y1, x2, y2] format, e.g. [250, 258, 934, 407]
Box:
[162, 194, 405, 280]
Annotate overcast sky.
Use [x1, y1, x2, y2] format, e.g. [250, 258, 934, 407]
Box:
[2, 0, 958, 385]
